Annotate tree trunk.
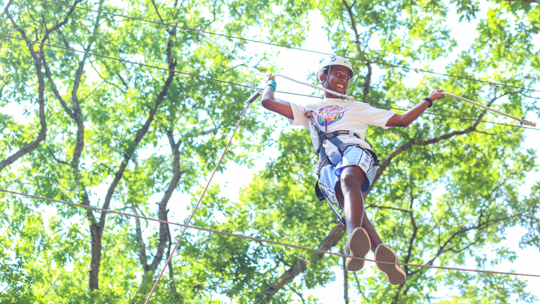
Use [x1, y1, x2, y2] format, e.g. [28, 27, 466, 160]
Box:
[89, 224, 102, 290]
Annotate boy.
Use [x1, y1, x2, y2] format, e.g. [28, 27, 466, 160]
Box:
[261, 55, 444, 285]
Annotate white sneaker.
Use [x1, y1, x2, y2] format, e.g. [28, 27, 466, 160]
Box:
[375, 244, 407, 285]
[345, 227, 371, 272]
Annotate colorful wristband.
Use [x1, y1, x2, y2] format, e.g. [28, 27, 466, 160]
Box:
[266, 80, 277, 92]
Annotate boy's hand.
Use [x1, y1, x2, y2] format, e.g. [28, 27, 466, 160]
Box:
[304, 110, 317, 123]
[266, 74, 276, 83]
[428, 89, 445, 101]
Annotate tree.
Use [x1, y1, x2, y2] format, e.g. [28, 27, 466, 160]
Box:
[0, 0, 539, 303]
[178, 0, 540, 303]
[0, 0, 310, 302]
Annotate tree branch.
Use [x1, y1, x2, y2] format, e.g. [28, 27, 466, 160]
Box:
[92, 59, 128, 93]
[0, 0, 80, 171]
[147, 131, 183, 271]
[342, 0, 372, 102]
[99, 35, 178, 229]
[0, 80, 6, 101]
[289, 285, 306, 304]
[257, 224, 345, 303]
[132, 206, 149, 272]
[131, 130, 184, 300]
[150, 0, 165, 23]
[504, 0, 539, 4]
[410, 213, 521, 277]
[46, 144, 72, 167]
[70, 0, 104, 168]
[392, 190, 419, 302]
[166, 221, 180, 298]
[42, 55, 76, 119]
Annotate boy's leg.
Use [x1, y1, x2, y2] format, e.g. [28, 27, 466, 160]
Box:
[338, 166, 366, 235]
[361, 214, 383, 252]
[336, 165, 407, 284]
[336, 166, 382, 248]
[336, 166, 383, 251]
[336, 166, 376, 271]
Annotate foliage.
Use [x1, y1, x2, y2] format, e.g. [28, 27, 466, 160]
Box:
[0, 0, 539, 303]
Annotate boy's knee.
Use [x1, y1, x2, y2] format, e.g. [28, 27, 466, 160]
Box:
[340, 166, 366, 190]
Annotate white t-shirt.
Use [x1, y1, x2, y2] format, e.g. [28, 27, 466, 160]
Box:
[288, 97, 396, 156]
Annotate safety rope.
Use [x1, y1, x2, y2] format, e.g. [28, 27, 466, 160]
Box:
[36, 0, 540, 94]
[416, 69, 537, 127]
[2, 188, 539, 279]
[197, 30, 355, 101]
[142, 92, 259, 303]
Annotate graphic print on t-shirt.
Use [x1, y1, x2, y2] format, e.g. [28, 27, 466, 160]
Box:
[317, 105, 348, 127]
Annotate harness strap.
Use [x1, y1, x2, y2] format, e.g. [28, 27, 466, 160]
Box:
[313, 127, 377, 226]
[316, 130, 360, 155]
[314, 182, 346, 225]
[316, 129, 380, 169]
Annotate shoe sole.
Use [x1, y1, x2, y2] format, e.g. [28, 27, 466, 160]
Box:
[346, 228, 371, 272]
[375, 245, 407, 285]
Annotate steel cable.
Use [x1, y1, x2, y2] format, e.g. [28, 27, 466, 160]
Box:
[0, 34, 250, 88]
[1, 188, 539, 279]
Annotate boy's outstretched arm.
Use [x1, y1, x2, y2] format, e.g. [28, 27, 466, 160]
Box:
[385, 89, 445, 127]
[261, 75, 294, 120]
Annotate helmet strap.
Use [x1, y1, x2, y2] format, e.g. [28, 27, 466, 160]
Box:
[322, 66, 332, 89]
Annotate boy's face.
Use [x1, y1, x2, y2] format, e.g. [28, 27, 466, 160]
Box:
[321, 66, 352, 94]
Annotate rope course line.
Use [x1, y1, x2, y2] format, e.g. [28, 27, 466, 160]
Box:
[199, 30, 537, 127]
[36, 0, 540, 94]
[0, 34, 250, 88]
[1, 33, 536, 131]
[2, 188, 540, 279]
[416, 69, 536, 127]
[144, 92, 260, 303]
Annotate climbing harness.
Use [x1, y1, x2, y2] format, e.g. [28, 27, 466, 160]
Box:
[307, 116, 379, 226]
[196, 30, 355, 101]
[415, 69, 537, 127]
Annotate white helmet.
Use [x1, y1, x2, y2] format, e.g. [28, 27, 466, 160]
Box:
[317, 55, 354, 84]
